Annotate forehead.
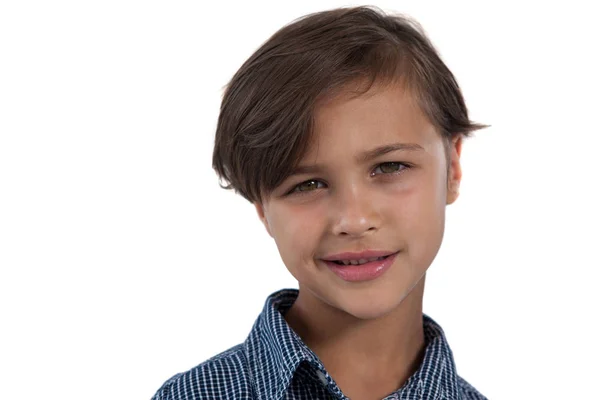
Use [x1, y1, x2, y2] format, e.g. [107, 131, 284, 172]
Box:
[306, 83, 440, 159]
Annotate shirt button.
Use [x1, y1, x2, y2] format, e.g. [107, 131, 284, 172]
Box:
[316, 370, 328, 386]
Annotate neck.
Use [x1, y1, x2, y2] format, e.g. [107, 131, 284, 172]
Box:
[284, 277, 426, 399]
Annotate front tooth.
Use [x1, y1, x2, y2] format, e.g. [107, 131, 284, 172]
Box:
[358, 259, 368, 264]
[350, 260, 359, 265]
[342, 260, 351, 266]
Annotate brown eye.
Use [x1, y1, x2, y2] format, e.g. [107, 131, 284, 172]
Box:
[296, 180, 322, 192]
[374, 162, 405, 174]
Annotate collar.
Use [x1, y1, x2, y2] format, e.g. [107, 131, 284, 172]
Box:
[403, 313, 461, 399]
[244, 288, 460, 400]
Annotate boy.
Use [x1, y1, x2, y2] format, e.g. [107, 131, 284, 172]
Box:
[153, 6, 489, 400]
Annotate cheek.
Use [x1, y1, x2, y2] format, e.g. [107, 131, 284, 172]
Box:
[269, 204, 325, 265]
[388, 171, 447, 240]
[410, 173, 447, 250]
[387, 167, 447, 212]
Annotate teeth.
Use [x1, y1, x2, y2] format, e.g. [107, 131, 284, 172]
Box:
[339, 256, 385, 266]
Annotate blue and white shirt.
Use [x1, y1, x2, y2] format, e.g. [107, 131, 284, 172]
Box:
[151, 289, 487, 399]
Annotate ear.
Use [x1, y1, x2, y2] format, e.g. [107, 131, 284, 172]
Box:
[254, 202, 273, 237]
[446, 135, 463, 205]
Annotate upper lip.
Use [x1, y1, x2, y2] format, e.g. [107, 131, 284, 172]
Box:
[322, 250, 397, 261]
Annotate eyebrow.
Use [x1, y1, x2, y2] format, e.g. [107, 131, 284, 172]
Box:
[289, 142, 424, 176]
[356, 142, 424, 163]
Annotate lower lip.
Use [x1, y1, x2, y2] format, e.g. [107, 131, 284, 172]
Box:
[323, 252, 398, 282]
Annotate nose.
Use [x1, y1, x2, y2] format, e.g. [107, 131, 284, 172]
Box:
[331, 184, 381, 237]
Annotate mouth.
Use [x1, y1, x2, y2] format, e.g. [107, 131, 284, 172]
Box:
[330, 255, 390, 266]
[321, 250, 398, 265]
[321, 251, 399, 282]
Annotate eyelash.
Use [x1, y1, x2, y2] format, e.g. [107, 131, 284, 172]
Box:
[287, 162, 412, 196]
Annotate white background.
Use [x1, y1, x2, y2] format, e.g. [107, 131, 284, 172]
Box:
[1, 1, 599, 399]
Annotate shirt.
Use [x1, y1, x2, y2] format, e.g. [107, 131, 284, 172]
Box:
[151, 288, 487, 400]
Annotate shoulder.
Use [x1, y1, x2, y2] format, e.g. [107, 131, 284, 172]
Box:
[151, 344, 253, 400]
[457, 376, 488, 400]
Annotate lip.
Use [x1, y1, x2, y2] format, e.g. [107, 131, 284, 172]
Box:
[322, 250, 396, 261]
[321, 251, 399, 282]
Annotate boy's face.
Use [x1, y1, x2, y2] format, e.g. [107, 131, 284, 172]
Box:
[254, 83, 462, 320]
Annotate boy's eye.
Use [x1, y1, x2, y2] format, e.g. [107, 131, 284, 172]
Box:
[293, 180, 324, 193]
[372, 162, 409, 175]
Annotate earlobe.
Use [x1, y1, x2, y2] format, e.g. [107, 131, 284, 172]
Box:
[446, 182, 460, 205]
[253, 202, 273, 237]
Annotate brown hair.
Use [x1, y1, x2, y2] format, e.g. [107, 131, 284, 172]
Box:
[212, 6, 489, 203]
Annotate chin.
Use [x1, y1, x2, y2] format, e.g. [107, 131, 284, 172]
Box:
[345, 305, 395, 320]
[333, 289, 407, 320]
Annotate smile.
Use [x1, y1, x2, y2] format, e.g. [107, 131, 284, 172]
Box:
[322, 252, 399, 282]
[331, 256, 388, 266]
